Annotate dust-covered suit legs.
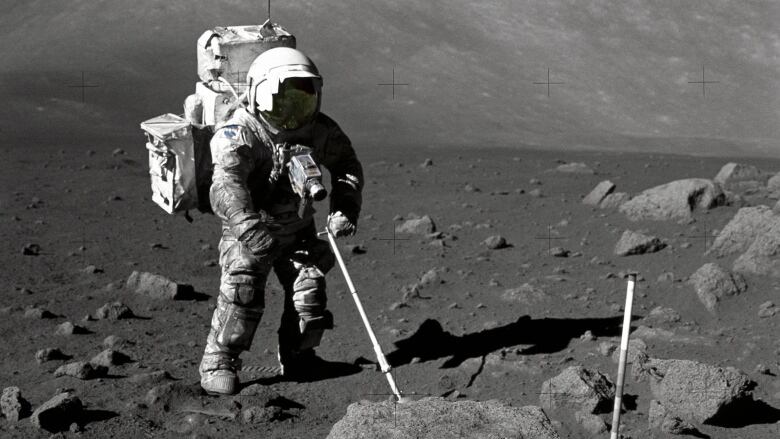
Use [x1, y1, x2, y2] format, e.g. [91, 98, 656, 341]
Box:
[200, 224, 335, 376]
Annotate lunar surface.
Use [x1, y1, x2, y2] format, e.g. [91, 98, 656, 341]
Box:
[1, 1, 779, 438]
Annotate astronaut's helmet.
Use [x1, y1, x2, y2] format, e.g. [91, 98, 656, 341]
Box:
[247, 47, 322, 131]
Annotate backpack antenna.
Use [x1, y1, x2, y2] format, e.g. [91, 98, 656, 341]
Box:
[262, 0, 271, 27]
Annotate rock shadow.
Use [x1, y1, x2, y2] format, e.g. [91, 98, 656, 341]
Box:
[177, 286, 210, 301]
[80, 409, 119, 427]
[708, 397, 780, 428]
[386, 315, 630, 368]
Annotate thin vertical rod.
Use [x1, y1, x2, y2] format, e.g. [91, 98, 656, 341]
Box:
[610, 273, 636, 439]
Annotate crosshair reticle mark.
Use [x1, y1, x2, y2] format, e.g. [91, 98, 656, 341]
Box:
[681, 223, 714, 253]
[688, 65, 720, 97]
[377, 222, 410, 255]
[533, 68, 564, 97]
[66, 71, 99, 104]
[377, 67, 409, 100]
[534, 225, 567, 254]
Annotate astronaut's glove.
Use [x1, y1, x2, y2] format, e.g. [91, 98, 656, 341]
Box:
[327, 211, 357, 238]
[237, 220, 279, 259]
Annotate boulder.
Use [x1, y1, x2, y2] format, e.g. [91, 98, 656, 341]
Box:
[30, 392, 83, 432]
[707, 206, 777, 257]
[556, 162, 594, 174]
[1, 387, 31, 422]
[582, 180, 615, 206]
[713, 162, 767, 187]
[648, 359, 754, 424]
[600, 192, 630, 209]
[614, 230, 667, 256]
[126, 271, 193, 300]
[539, 366, 614, 414]
[327, 397, 560, 439]
[768, 172, 780, 196]
[689, 263, 747, 313]
[396, 215, 436, 235]
[54, 361, 108, 380]
[619, 179, 725, 222]
[733, 219, 780, 277]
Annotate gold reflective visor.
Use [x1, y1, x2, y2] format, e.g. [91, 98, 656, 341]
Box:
[259, 77, 319, 130]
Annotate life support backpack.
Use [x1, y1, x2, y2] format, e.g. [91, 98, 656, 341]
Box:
[140, 21, 295, 221]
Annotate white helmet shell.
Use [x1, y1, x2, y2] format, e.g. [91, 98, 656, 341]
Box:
[246, 47, 322, 117]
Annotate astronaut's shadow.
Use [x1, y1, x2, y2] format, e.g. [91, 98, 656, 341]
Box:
[386, 315, 630, 368]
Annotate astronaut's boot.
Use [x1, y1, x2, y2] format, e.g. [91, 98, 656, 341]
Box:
[277, 310, 333, 379]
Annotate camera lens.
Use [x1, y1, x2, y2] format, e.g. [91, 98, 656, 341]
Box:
[308, 181, 328, 201]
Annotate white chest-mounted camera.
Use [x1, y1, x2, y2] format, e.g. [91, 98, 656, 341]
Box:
[271, 143, 327, 204]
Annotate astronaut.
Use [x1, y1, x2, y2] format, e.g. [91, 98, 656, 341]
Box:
[199, 47, 363, 395]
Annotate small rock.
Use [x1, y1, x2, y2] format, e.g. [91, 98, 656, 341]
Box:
[549, 247, 570, 257]
[126, 271, 193, 300]
[758, 301, 778, 318]
[539, 366, 615, 414]
[420, 158, 433, 168]
[54, 322, 88, 336]
[502, 284, 549, 305]
[36, 348, 71, 364]
[529, 188, 543, 198]
[396, 215, 436, 235]
[30, 392, 82, 432]
[22, 243, 41, 256]
[656, 272, 675, 283]
[483, 235, 509, 250]
[389, 302, 408, 311]
[95, 302, 134, 320]
[242, 405, 282, 424]
[529, 178, 542, 185]
[348, 244, 367, 255]
[598, 342, 617, 357]
[463, 183, 480, 192]
[24, 307, 56, 319]
[103, 335, 133, 349]
[614, 230, 667, 256]
[202, 259, 218, 267]
[54, 362, 107, 380]
[689, 263, 748, 313]
[574, 410, 607, 434]
[90, 349, 131, 367]
[611, 338, 648, 365]
[1, 387, 31, 422]
[112, 148, 126, 156]
[82, 265, 103, 274]
[648, 399, 699, 435]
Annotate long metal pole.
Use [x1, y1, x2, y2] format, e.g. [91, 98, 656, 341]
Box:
[322, 229, 403, 402]
[610, 273, 636, 439]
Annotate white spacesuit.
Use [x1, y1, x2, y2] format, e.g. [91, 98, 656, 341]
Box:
[199, 47, 363, 395]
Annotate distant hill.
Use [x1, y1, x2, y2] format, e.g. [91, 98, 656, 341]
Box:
[0, 0, 777, 156]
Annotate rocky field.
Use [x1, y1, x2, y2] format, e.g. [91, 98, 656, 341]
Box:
[1, 140, 779, 438]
